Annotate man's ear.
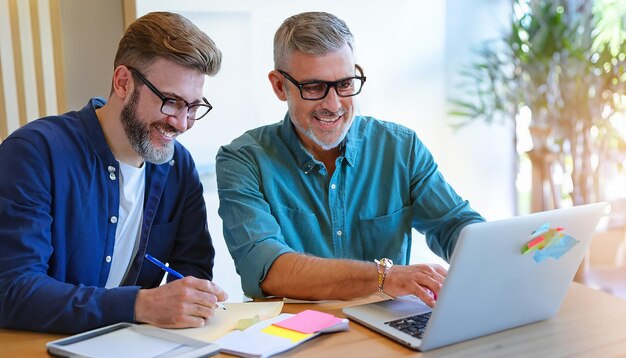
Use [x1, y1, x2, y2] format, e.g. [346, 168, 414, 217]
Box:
[111, 65, 135, 100]
[268, 70, 288, 102]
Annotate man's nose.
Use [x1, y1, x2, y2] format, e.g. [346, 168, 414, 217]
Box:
[321, 86, 342, 112]
[166, 110, 189, 133]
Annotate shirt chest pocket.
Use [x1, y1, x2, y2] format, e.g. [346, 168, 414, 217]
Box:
[357, 206, 412, 263]
[274, 205, 331, 255]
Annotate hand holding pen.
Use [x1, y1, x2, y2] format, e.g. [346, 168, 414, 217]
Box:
[144, 253, 227, 311]
[134, 253, 228, 328]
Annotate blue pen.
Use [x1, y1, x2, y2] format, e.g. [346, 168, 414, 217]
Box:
[145, 253, 184, 279]
[144, 253, 226, 310]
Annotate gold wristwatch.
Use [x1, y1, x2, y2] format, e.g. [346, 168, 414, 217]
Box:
[374, 258, 393, 294]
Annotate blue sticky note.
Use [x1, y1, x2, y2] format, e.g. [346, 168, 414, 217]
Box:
[532, 234, 579, 263]
[530, 223, 551, 239]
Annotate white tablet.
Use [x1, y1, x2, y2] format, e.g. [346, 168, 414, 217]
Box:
[46, 322, 219, 358]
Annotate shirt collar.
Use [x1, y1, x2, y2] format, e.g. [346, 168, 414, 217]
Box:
[80, 97, 117, 163]
[278, 112, 317, 174]
[343, 115, 361, 167]
[79, 97, 173, 173]
[278, 112, 362, 173]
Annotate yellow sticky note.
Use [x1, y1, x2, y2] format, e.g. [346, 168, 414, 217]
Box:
[261, 324, 313, 343]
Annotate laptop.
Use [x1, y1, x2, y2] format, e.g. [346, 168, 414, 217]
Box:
[343, 203, 608, 351]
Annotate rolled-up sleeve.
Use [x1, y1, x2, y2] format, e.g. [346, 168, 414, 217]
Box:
[407, 134, 485, 262]
[216, 139, 294, 298]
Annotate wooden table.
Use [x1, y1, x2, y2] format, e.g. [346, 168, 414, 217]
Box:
[3, 283, 626, 357]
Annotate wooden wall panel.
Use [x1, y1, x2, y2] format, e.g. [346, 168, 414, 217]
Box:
[0, 0, 62, 141]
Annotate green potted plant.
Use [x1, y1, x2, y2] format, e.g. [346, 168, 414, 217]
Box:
[450, 0, 626, 213]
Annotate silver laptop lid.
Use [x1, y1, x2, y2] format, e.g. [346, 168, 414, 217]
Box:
[344, 203, 608, 351]
[420, 202, 607, 350]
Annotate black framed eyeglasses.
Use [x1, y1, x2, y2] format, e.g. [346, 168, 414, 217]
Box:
[277, 64, 366, 101]
[127, 66, 213, 120]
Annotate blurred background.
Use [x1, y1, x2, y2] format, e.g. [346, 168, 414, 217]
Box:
[1, 0, 624, 301]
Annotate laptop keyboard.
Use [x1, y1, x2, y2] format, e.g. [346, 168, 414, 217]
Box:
[385, 312, 432, 339]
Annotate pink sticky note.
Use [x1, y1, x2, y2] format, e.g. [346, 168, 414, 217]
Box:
[273, 309, 343, 334]
[527, 235, 544, 248]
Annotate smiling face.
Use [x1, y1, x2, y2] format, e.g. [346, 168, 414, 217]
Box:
[119, 86, 177, 165]
[271, 44, 356, 157]
[122, 59, 205, 164]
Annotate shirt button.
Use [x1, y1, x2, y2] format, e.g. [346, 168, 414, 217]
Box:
[110, 216, 118, 224]
[331, 184, 336, 190]
[109, 173, 116, 180]
[107, 166, 116, 173]
[337, 230, 342, 236]
[105, 255, 112, 263]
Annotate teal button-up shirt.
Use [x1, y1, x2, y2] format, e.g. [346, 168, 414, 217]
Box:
[216, 114, 484, 297]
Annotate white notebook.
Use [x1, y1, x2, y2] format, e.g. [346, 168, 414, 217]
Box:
[215, 313, 349, 358]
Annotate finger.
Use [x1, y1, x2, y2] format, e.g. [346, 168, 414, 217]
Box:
[177, 302, 215, 328]
[182, 276, 212, 291]
[430, 269, 446, 285]
[419, 266, 446, 287]
[187, 290, 226, 312]
[158, 305, 207, 329]
[193, 316, 206, 327]
[418, 264, 445, 281]
[431, 264, 448, 278]
[412, 264, 440, 280]
[167, 281, 216, 311]
[210, 281, 228, 301]
[187, 278, 227, 300]
[414, 271, 443, 296]
[181, 279, 223, 304]
[205, 294, 223, 311]
[192, 303, 216, 320]
[196, 283, 228, 307]
[189, 290, 219, 309]
[413, 284, 436, 307]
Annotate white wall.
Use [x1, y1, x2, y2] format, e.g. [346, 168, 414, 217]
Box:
[136, 0, 514, 301]
[136, 1, 450, 173]
[444, 0, 515, 220]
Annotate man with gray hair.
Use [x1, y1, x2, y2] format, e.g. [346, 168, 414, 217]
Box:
[216, 12, 484, 304]
[0, 12, 226, 334]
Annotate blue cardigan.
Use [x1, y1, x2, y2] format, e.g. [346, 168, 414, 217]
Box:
[0, 98, 215, 334]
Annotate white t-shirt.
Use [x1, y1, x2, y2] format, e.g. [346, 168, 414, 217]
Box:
[105, 161, 145, 288]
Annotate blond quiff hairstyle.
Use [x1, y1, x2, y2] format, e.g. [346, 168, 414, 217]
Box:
[114, 12, 221, 76]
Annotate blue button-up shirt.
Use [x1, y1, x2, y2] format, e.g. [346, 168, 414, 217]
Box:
[216, 114, 484, 298]
[0, 98, 215, 334]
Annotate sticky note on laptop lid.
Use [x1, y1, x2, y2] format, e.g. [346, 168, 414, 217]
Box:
[522, 223, 580, 263]
[273, 309, 343, 334]
[532, 234, 579, 263]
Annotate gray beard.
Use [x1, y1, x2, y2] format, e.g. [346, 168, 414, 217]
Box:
[120, 89, 175, 164]
[300, 124, 349, 151]
[291, 111, 352, 151]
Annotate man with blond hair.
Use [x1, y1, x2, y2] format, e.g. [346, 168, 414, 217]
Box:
[0, 12, 226, 334]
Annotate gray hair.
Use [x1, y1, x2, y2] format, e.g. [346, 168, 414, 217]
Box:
[273, 12, 354, 70]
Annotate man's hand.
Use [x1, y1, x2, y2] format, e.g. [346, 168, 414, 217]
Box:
[134, 277, 228, 328]
[383, 264, 447, 307]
